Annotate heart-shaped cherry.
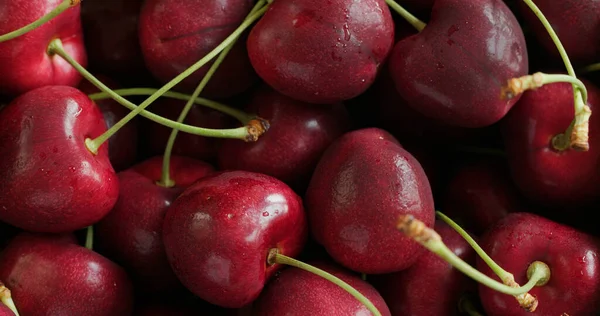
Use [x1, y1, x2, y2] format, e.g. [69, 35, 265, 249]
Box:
[247, 0, 395, 104]
[305, 127, 435, 274]
[0, 232, 134, 315]
[218, 86, 351, 191]
[138, 0, 257, 98]
[477, 212, 600, 315]
[502, 79, 600, 208]
[96, 155, 214, 293]
[389, 0, 528, 128]
[0, 0, 86, 96]
[0, 85, 119, 233]
[253, 260, 391, 315]
[162, 170, 307, 308]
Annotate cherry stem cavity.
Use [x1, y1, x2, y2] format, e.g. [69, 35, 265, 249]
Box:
[384, 0, 426, 31]
[46, 39, 265, 156]
[396, 215, 550, 312]
[0, 0, 80, 43]
[267, 249, 382, 316]
[159, 0, 268, 188]
[521, 0, 591, 152]
[580, 63, 600, 75]
[85, 225, 94, 250]
[0, 282, 20, 316]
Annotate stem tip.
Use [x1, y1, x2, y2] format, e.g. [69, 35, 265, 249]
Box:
[396, 215, 440, 243]
[246, 118, 270, 142]
[267, 248, 279, 266]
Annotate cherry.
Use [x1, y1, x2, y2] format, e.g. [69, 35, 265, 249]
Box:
[0, 0, 86, 96]
[247, 0, 395, 104]
[217, 86, 351, 191]
[253, 260, 391, 315]
[162, 170, 307, 308]
[502, 79, 600, 208]
[441, 158, 526, 236]
[95, 155, 214, 293]
[305, 128, 435, 274]
[78, 76, 139, 172]
[516, 0, 600, 66]
[372, 220, 477, 316]
[0, 232, 134, 315]
[0, 85, 119, 233]
[0, 305, 13, 316]
[138, 0, 257, 99]
[477, 212, 600, 315]
[389, 0, 528, 128]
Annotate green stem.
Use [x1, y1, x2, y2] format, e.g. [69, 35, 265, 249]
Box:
[85, 225, 94, 250]
[0, 282, 20, 316]
[47, 39, 254, 155]
[159, 0, 267, 188]
[384, 0, 426, 32]
[0, 0, 78, 43]
[88, 89, 254, 125]
[579, 63, 600, 75]
[503, 72, 588, 105]
[436, 211, 513, 283]
[268, 250, 382, 316]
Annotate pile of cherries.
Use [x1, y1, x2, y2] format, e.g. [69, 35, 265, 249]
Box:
[0, 0, 599, 315]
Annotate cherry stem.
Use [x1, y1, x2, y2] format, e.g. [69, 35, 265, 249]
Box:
[87, 89, 255, 125]
[47, 39, 264, 155]
[0, 282, 20, 316]
[521, 0, 591, 151]
[384, 0, 426, 31]
[458, 295, 484, 316]
[159, 0, 267, 188]
[85, 225, 94, 250]
[502, 72, 588, 105]
[267, 249, 382, 316]
[579, 63, 600, 75]
[0, 0, 79, 43]
[397, 215, 550, 312]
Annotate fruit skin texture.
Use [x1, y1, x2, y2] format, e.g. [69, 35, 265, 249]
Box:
[138, 0, 257, 98]
[0, 86, 119, 233]
[162, 171, 307, 308]
[305, 128, 435, 274]
[0, 233, 134, 315]
[389, 0, 528, 128]
[253, 261, 392, 316]
[0, 0, 86, 96]
[247, 0, 395, 104]
[502, 80, 600, 208]
[477, 213, 600, 316]
[372, 220, 476, 316]
[96, 156, 215, 293]
[218, 86, 351, 190]
[0, 304, 14, 316]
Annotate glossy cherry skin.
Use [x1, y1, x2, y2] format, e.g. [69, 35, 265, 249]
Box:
[517, 1, 600, 66]
[0, 232, 134, 315]
[477, 212, 600, 315]
[247, 0, 395, 104]
[305, 128, 435, 274]
[138, 0, 257, 98]
[218, 86, 351, 191]
[162, 170, 307, 308]
[389, 0, 528, 128]
[502, 80, 600, 208]
[0, 0, 86, 96]
[441, 159, 526, 236]
[0, 304, 14, 316]
[0, 86, 119, 233]
[96, 156, 214, 293]
[372, 220, 476, 316]
[78, 76, 139, 172]
[81, 0, 148, 83]
[253, 261, 392, 316]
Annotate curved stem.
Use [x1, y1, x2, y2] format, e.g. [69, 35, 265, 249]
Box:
[579, 63, 600, 75]
[502, 72, 588, 105]
[85, 226, 94, 250]
[0, 0, 78, 43]
[436, 211, 513, 283]
[267, 250, 381, 316]
[159, 0, 267, 187]
[0, 282, 20, 316]
[88, 89, 254, 125]
[397, 215, 548, 312]
[47, 39, 259, 155]
[384, 0, 426, 32]
[521, 0, 591, 151]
